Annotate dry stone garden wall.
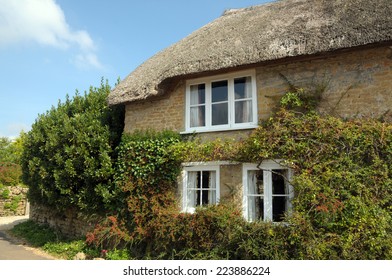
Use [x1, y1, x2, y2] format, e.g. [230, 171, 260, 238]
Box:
[29, 203, 98, 238]
[0, 185, 28, 216]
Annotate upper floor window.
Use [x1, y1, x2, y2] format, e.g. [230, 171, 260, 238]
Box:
[185, 70, 258, 133]
[243, 161, 294, 222]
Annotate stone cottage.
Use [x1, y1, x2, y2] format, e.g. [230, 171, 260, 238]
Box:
[108, 0, 392, 222]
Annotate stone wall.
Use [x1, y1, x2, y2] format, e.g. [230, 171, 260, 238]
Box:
[123, 45, 392, 137]
[0, 186, 28, 216]
[257, 45, 392, 121]
[124, 81, 185, 133]
[29, 203, 98, 238]
[220, 163, 243, 208]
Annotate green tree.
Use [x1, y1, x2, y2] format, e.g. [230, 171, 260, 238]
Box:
[21, 79, 124, 213]
[0, 134, 25, 185]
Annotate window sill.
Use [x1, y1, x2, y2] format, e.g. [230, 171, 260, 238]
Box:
[180, 124, 259, 135]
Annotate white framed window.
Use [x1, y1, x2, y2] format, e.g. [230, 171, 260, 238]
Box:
[181, 164, 220, 213]
[185, 70, 258, 133]
[243, 161, 294, 222]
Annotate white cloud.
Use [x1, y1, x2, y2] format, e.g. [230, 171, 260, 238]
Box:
[73, 53, 104, 70]
[0, 0, 102, 69]
[1, 123, 30, 139]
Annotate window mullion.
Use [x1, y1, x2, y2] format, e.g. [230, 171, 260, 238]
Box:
[228, 78, 234, 127]
[200, 171, 204, 206]
[252, 75, 258, 125]
[264, 170, 272, 221]
[206, 82, 212, 128]
[185, 86, 190, 131]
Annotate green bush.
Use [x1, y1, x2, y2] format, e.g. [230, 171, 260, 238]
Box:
[21, 79, 124, 213]
[0, 136, 24, 186]
[0, 162, 22, 186]
[84, 106, 392, 259]
[0, 136, 23, 164]
[238, 108, 392, 259]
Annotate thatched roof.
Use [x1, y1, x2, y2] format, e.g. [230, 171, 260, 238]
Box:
[108, 0, 392, 106]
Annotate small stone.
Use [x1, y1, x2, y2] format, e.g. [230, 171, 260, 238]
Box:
[73, 252, 86, 260]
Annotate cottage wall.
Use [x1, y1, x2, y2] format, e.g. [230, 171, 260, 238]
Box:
[258, 45, 392, 120]
[123, 45, 392, 136]
[220, 164, 243, 208]
[124, 81, 185, 133]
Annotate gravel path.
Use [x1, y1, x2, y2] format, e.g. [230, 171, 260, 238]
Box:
[0, 215, 29, 231]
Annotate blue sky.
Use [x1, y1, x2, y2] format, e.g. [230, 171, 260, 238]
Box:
[0, 0, 273, 138]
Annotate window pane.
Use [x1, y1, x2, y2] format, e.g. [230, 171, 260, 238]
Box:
[190, 106, 205, 127]
[234, 76, 252, 99]
[235, 100, 253, 123]
[212, 80, 228, 102]
[191, 170, 217, 206]
[248, 170, 263, 195]
[272, 196, 287, 222]
[187, 189, 197, 208]
[212, 103, 228, 125]
[248, 196, 264, 221]
[190, 84, 205, 105]
[247, 170, 264, 222]
[272, 170, 287, 195]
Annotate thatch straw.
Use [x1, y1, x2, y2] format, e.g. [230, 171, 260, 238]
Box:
[108, 0, 392, 105]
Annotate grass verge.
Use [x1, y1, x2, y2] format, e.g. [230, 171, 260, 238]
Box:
[10, 220, 100, 260]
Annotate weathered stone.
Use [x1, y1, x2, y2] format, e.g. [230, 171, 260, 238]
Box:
[73, 252, 86, 260]
[0, 186, 28, 217]
[29, 203, 99, 239]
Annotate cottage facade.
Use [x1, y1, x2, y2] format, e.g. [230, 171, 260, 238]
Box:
[108, 0, 392, 222]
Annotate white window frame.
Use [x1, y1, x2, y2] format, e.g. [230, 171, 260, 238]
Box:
[242, 160, 294, 222]
[184, 70, 258, 133]
[181, 163, 220, 213]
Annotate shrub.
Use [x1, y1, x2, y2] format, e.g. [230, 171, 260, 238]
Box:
[0, 162, 22, 186]
[86, 107, 392, 259]
[21, 79, 124, 213]
[238, 108, 392, 259]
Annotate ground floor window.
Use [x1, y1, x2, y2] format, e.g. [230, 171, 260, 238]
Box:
[182, 165, 220, 213]
[243, 161, 293, 222]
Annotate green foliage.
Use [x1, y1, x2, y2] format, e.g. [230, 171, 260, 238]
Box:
[11, 220, 60, 247]
[0, 136, 23, 164]
[115, 130, 181, 186]
[42, 240, 88, 260]
[105, 249, 132, 260]
[170, 137, 240, 162]
[0, 185, 10, 199]
[21, 79, 124, 213]
[238, 108, 392, 259]
[0, 135, 25, 186]
[11, 220, 100, 260]
[0, 162, 22, 186]
[84, 109, 392, 259]
[4, 195, 22, 213]
[278, 73, 326, 113]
